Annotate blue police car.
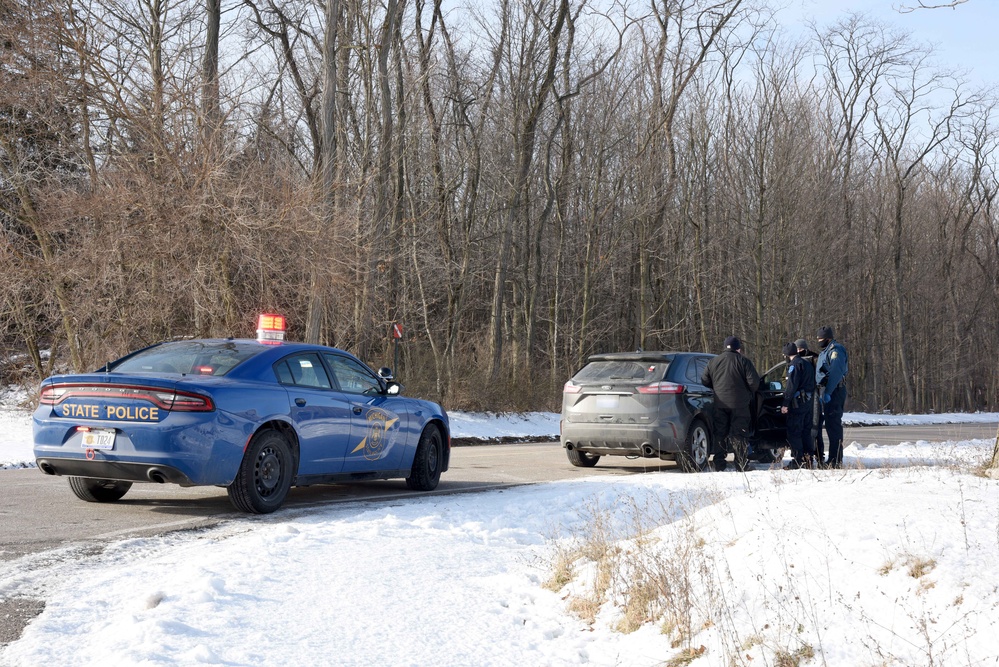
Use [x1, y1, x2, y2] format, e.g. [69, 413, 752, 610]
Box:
[32, 315, 450, 513]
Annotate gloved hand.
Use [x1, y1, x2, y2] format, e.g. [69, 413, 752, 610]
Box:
[821, 392, 832, 404]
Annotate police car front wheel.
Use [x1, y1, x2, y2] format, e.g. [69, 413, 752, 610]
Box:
[406, 425, 443, 491]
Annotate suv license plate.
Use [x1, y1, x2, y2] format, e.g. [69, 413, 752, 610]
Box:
[81, 428, 116, 450]
[596, 395, 619, 409]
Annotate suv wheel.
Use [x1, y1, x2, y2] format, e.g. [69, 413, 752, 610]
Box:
[567, 448, 600, 467]
[677, 420, 710, 472]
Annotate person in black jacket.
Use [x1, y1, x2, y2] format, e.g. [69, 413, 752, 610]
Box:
[780, 342, 816, 469]
[795, 338, 824, 467]
[701, 336, 761, 471]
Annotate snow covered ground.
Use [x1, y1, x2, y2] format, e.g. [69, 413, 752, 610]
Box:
[1, 407, 998, 666]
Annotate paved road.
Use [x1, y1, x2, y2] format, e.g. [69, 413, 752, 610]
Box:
[1, 422, 994, 562]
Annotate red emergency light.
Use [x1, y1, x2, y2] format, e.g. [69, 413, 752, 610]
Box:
[257, 313, 287, 343]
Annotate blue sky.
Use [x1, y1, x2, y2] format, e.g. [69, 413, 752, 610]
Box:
[787, 0, 999, 87]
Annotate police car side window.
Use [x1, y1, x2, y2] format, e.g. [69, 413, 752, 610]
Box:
[279, 353, 332, 389]
[324, 354, 381, 395]
[274, 361, 294, 384]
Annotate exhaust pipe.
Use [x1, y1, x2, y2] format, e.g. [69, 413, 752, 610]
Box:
[39, 462, 56, 475]
[641, 445, 655, 457]
[565, 443, 574, 451]
[147, 468, 168, 483]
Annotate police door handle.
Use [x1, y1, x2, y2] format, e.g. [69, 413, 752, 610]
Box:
[295, 398, 307, 407]
[352, 406, 363, 415]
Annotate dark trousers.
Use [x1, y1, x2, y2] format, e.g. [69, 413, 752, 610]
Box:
[712, 407, 751, 454]
[823, 384, 846, 463]
[812, 394, 824, 461]
[786, 410, 814, 461]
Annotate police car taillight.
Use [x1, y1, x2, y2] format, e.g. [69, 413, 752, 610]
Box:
[257, 313, 286, 343]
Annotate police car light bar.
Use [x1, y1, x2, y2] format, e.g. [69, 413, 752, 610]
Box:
[257, 313, 287, 343]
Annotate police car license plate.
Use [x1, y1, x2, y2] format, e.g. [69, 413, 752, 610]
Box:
[81, 428, 116, 450]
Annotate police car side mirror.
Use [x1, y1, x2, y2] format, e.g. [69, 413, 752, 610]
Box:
[386, 382, 402, 396]
[769, 381, 782, 392]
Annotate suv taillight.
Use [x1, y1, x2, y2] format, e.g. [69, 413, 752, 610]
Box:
[563, 382, 582, 394]
[637, 382, 684, 394]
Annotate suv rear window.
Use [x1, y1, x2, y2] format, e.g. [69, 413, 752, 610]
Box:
[572, 360, 668, 384]
[110, 341, 263, 376]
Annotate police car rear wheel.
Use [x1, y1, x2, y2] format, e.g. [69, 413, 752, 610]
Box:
[227, 430, 293, 514]
[68, 477, 132, 503]
[406, 425, 443, 491]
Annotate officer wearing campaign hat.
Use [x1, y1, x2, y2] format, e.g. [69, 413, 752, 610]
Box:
[701, 335, 761, 471]
[780, 342, 816, 469]
[815, 326, 849, 468]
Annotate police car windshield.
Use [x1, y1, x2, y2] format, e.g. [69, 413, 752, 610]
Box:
[109, 341, 263, 376]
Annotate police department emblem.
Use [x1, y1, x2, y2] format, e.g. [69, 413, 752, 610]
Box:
[350, 408, 399, 461]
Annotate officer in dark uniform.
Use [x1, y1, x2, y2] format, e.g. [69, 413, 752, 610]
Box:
[815, 325, 849, 468]
[795, 338, 824, 466]
[701, 336, 761, 471]
[780, 342, 816, 469]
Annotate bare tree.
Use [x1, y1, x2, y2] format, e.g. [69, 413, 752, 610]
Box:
[897, 0, 969, 12]
[485, 0, 569, 382]
[869, 50, 975, 412]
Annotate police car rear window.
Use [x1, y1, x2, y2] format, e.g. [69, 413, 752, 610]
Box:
[109, 341, 263, 376]
[572, 361, 668, 384]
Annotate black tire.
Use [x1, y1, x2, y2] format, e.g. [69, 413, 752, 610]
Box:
[406, 425, 444, 491]
[677, 420, 711, 473]
[227, 429, 294, 514]
[68, 477, 132, 503]
[755, 449, 777, 464]
[755, 446, 787, 467]
[566, 448, 600, 468]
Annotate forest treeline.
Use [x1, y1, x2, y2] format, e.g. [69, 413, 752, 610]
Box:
[1, 0, 996, 412]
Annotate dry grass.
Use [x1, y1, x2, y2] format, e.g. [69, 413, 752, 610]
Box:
[544, 491, 728, 652]
[566, 595, 601, 624]
[542, 548, 575, 592]
[774, 643, 815, 667]
[664, 645, 706, 667]
[615, 575, 660, 633]
[906, 555, 937, 579]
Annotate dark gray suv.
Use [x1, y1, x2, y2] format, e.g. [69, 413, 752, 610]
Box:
[560, 351, 788, 471]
